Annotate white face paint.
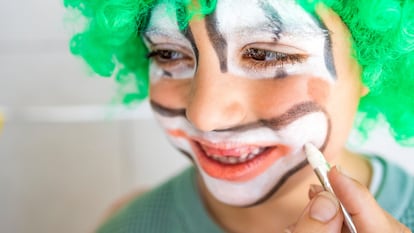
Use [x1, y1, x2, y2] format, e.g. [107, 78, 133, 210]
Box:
[145, 0, 335, 206]
[144, 2, 196, 82]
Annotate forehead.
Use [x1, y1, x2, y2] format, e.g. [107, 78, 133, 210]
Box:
[145, 0, 323, 38]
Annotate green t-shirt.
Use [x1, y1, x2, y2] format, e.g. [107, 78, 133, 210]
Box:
[97, 156, 414, 233]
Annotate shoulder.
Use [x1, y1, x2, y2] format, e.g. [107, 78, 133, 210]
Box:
[370, 156, 414, 230]
[96, 167, 195, 233]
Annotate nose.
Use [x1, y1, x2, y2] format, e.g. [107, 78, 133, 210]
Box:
[186, 63, 248, 132]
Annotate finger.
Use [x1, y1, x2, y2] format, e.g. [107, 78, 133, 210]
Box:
[308, 184, 324, 200]
[329, 167, 411, 233]
[288, 191, 343, 233]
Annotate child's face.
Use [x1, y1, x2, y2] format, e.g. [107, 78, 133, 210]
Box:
[144, 0, 363, 206]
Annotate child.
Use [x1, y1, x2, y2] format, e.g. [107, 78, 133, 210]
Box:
[64, 0, 414, 232]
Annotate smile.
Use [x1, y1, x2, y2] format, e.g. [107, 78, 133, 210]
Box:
[191, 139, 291, 182]
[204, 147, 268, 164]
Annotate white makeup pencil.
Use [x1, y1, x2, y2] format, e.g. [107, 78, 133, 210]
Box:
[304, 143, 357, 233]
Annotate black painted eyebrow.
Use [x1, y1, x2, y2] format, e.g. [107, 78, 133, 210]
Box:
[259, 0, 283, 40]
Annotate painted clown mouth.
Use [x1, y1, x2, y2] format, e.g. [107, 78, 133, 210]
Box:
[201, 144, 268, 164]
[191, 140, 291, 182]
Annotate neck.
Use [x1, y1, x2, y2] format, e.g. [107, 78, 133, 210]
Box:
[197, 149, 372, 233]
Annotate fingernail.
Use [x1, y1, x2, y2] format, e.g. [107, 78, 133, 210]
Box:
[335, 165, 352, 178]
[309, 184, 318, 195]
[310, 192, 339, 222]
[309, 184, 323, 198]
[284, 224, 295, 233]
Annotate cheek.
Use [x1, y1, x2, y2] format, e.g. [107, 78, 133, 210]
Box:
[150, 79, 191, 108]
[307, 78, 331, 104]
[250, 77, 331, 118]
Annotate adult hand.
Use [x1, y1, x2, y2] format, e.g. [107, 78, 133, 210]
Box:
[285, 167, 411, 233]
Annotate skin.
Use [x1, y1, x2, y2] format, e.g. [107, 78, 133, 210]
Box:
[146, 0, 335, 206]
[288, 167, 411, 233]
[142, 0, 410, 232]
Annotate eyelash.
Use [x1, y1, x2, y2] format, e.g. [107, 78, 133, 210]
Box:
[241, 48, 307, 70]
[147, 50, 183, 62]
[146, 48, 307, 74]
[146, 49, 194, 68]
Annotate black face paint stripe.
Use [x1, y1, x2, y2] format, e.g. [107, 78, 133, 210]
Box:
[259, 0, 283, 40]
[263, 101, 324, 130]
[163, 70, 173, 77]
[245, 159, 308, 207]
[150, 100, 186, 117]
[244, 116, 331, 207]
[183, 27, 199, 63]
[150, 100, 325, 132]
[323, 30, 337, 78]
[214, 101, 325, 131]
[174, 2, 198, 71]
[177, 148, 195, 164]
[204, 12, 228, 73]
[312, 17, 337, 79]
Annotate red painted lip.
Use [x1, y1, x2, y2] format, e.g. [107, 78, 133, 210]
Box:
[166, 129, 291, 182]
[190, 140, 291, 182]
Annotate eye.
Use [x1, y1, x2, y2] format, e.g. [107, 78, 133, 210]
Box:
[147, 50, 185, 62]
[241, 48, 307, 69]
[244, 48, 287, 61]
[146, 49, 194, 71]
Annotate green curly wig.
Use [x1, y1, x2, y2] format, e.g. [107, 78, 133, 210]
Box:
[63, 0, 414, 145]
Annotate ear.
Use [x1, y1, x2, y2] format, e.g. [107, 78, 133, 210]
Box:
[361, 85, 370, 97]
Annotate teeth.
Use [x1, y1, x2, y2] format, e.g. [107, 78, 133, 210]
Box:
[205, 147, 266, 164]
[240, 153, 249, 161]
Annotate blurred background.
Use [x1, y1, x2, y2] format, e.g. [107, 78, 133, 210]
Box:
[0, 0, 413, 233]
[0, 1, 190, 233]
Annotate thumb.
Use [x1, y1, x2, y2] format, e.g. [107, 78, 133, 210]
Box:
[288, 191, 344, 233]
[328, 166, 411, 233]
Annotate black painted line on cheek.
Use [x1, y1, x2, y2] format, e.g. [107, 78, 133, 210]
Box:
[245, 159, 308, 207]
[204, 12, 228, 73]
[247, 109, 332, 207]
[263, 101, 323, 130]
[212, 101, 322, 133]
[177, 148, 196, 164]
[150, 100, 186, 117]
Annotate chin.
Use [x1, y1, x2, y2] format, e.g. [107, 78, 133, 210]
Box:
[195, 147, 309, 206]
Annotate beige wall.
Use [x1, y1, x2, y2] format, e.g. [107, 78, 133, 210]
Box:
[0, 1, 189, 232]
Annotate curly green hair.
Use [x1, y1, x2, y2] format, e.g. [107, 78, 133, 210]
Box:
[64, 0, 414, 145]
